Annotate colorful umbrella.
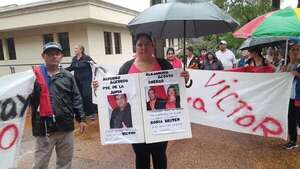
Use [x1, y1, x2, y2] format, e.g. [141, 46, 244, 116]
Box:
[233, 8, 300, 38]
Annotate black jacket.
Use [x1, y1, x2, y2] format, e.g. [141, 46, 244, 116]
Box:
[66, 55, 93, 83]
[110, 103, 133, 129]
[30, 68, 86, 136]
[147, 98, 166, 111]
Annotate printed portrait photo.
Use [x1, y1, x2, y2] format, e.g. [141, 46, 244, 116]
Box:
[107, 94, 133, 129]
[145, 84, 181, 111]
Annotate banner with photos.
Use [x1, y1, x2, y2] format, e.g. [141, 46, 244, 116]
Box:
[95, 69, 192, 144]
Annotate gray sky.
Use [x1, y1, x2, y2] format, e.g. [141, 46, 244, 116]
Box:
[0, 0, 150, 12]
[281, 0, 298, 9]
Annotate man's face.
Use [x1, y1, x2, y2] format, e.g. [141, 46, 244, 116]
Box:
[219, 44, 226, 51]
[115, 94, 127, 110]
[42, 49, 63, 67]
[148, 89, 156, 100]
[187, 50, 193, 57]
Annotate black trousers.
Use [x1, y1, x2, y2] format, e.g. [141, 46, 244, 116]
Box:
[288, 99, 300, 142]
[77, 81, 97, 116]
[132, 142, 168, 169]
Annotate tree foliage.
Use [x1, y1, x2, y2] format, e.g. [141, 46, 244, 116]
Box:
[190, 0, 273, 56]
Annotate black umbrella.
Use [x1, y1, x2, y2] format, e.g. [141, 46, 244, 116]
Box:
[239, 37, 287, 50]
[128, 0, 239, 70]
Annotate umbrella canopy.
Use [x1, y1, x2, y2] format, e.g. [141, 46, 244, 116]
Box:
[128, 0, 239, 38]
[233, 8, 300, 38]
[239, 37, 287, 50]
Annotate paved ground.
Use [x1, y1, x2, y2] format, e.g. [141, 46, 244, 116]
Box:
[17, 116, 300, 169]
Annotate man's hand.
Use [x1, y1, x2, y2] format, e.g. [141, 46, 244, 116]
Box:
[92, 80, 99, 90]
[180, 70, 190, 83]
[79, 122, 87, 134]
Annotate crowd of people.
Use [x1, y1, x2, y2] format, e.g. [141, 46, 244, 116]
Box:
[29, 34, 300, 169]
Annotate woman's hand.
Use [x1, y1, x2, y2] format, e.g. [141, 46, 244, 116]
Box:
[180, 70, 190, 83]
[92, 80, 99, 90]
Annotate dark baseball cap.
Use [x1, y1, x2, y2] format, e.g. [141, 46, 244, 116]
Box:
[43, 42, 63, 54]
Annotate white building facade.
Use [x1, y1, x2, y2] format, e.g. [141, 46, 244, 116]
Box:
[0, 0, 139, 76]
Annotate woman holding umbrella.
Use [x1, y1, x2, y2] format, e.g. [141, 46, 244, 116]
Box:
[244, 47, 274, 69]
[93, 33, 189, 169]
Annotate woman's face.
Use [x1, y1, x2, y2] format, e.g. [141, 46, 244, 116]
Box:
[248, 51, 257, 59]
[207, 53, 214, 60]
[166, 50, 175, 60]
[74, 46, 81, 56]
[168, 88, 176, 97]
[135, 36, 154, 60]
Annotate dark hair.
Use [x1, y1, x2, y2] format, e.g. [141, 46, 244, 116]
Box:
[134, 33, 153, 46]
[114, 94, 127, 100]
[148, 88, 156, 93]
[205, 51, 216, 60]
[166, 47, 175, 55]
[187, 46, 193, 52]
[248, 47, 263, 58]
[167, 85, 177, 95]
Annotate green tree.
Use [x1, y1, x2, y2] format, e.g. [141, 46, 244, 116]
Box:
[189, 0, 273, 57]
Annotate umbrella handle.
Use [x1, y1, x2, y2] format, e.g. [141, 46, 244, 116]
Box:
[185, 79, 193, 88]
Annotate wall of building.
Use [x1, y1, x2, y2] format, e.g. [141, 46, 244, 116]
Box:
[0, 22, 134, 76]
[86, 23, 134, 65]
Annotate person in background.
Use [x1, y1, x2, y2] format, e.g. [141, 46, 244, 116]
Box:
[165, 47, 182, 68]
[66, 45, 97, 120]
[245, 47, 273, 68]
[215, 40, 237, 69]
[186, 46, 201, 69]
[282, 42, 300, 149]
[199, 48, 207, 64]
[201, 51, 224, 70]
[265, 47, 275, 63]
[30, 42, 86, 169]
[92, 33, 189, 169]
[237, 50, 250, 67]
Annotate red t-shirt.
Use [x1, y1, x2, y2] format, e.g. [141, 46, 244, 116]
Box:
[129, 60, 167, 99]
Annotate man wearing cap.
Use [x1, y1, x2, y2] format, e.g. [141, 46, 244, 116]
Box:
[30, 42, 87, 169]
[215, 40, 237, 70]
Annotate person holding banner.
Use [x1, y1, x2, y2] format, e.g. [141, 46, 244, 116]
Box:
[66, 45, 97, 120]
[30, 42, 87, 169]
[282, 41, 300, 149]
[93, 33, 189, 169]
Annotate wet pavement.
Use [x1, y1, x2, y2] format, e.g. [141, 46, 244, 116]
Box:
[17, 116, 300, 169]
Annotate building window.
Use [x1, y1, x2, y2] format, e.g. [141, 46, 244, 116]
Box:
[168, 38, 174, 47]
[58, 32, 70, 56]
[114, 32, 122, 54]
[43, 34, 54, 44]
[6, 38, 16, 60]
[104, 32, 112, 55]
[0, 39, 4, 60]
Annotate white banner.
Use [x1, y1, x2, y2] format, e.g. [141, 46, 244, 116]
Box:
[0, 71, 35, 169]
[186, 70, 293, 140]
